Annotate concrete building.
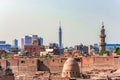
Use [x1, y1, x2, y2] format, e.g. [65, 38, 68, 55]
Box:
[24, 35, 32, 45]
[21, 38, 24, 49]
[49, 43, 59, 49]
[38, 37, 43, 45]
[21, 35, 43, 49]
[106, 44, 120, 53]
[12, 39, 18, 48]
[32, 34, 38, 40]
[0, 41, 11, 51]
[93, 43, 99, 53]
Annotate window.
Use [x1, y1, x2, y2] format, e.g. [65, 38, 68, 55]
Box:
[76, 72, 77, 75]
[73, 72, 74, 74]
[41, 61, 43, 63]
[0, 66, 2, 69]
[52, 59, 54, 62]
[67, 72, 68, 74]
[21, 60, 25, 63]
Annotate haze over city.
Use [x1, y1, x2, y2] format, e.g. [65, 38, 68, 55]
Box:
[0, 0, 120, 47]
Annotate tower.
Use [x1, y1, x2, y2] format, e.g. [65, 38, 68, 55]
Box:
[100, 22, 106, 51]
[59, 22, 62, 49]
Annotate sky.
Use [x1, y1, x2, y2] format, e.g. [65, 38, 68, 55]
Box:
[0, 0, 120, 47]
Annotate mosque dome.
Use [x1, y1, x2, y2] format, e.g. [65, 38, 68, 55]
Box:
[62, 58, 80, 78]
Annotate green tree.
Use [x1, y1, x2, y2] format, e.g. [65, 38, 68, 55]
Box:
[1, 53, 10, 59]
[114, 48, 120, 55]
[99, 50, 110, 56]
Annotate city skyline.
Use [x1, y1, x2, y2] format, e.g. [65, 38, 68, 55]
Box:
[0, 0, 120, 47]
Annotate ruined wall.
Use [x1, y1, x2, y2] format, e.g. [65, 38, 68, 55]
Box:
[39, 59, 51, 71]
[39, 58, 66, 73]
[0, 59, 7, 69]
[0, 59, 18, 74]
[81, 56, 115, 73]
[93, 56, 114, 70]
[1, 56, 120, 80]
[18, 58, 38, 74]
[0, 75, 14, 80]
[114, 57, 120, 69]
[0, 58, 38, 74]
[82, 57, 94, 73]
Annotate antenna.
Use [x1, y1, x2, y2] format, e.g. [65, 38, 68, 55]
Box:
[59, 20, 61, 27]
[102, 21, 104, 26]
[102, 21, 104, 28]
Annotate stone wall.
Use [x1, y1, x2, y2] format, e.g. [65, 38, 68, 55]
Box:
[1, 56, 120, 80]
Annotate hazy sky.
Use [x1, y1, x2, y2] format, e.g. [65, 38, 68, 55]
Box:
[0, 0, 120, 47]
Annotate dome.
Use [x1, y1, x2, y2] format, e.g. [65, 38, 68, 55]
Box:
[62, 58, 79, 71]
[62, 58, 80, 78]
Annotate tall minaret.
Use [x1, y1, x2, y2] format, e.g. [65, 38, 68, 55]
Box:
[100, 22, 106, 51]
[59, 21, 62, 49]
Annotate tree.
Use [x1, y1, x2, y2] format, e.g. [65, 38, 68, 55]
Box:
[99, 50, 110, 56]
[1, 53, 10, 59]
[114, 48, 120, 55]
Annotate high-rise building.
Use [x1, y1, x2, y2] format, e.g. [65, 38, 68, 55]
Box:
[32, 35, 38, 40]
[100, 23, 106, 51]
[38, 37, 43, 46]
[49, 43, 59, 49]
[106, 44, 120, 53]
[24, 35, 32, 45]
[21, 38, 24, 49]
[88, 45, 94, 55]
[94, 43, 99, 53]
[59, 22, 62, 49]
[0, 41, 11, 51]
[21, 35, 43, 49]
[12, 39, 18, 48]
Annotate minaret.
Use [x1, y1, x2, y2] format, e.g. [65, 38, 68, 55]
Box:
[59, 21, 62, 49]
[100, 22, 106, 51]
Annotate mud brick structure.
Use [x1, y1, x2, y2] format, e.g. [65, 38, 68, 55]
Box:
[0, 52, 120, 80]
